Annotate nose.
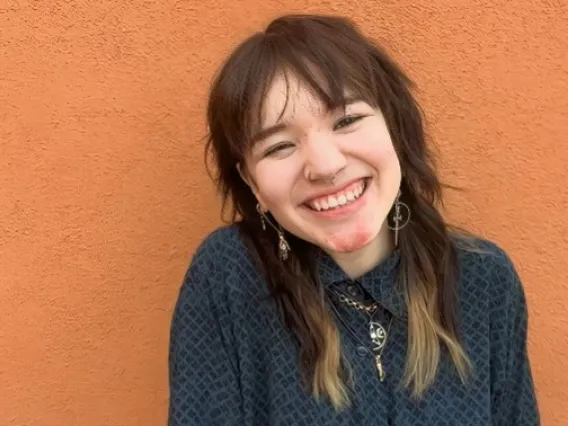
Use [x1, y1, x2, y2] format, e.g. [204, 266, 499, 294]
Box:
[303, 135, 347, 183]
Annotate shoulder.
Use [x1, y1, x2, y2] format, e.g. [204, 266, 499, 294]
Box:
[177, 224, 263, 302]
[452, 234, 526, 313]
[190, 224, 251, 270]
[453, 234, 518, 277]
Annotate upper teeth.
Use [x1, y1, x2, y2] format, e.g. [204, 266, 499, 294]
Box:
[309, 181, 365, 211]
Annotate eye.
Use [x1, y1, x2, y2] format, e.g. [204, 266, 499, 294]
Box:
[263, 142, 295, 158]
[333, 115, 364, 131]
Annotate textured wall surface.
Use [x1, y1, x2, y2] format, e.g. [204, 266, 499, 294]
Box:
[1, 1, 566, 425]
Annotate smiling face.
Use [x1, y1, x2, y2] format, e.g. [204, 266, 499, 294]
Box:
[241, 71, 401, 260]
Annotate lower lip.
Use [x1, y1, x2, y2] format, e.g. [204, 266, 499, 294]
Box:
[304, 179, 370, 219]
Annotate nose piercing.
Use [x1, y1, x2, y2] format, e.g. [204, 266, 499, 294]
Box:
[307, 171, 339, 184]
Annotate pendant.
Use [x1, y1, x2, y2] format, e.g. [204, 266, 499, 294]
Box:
[369, 321, 387, 351]
[370, 321, 388, 382]
[375, 354, 386, 382]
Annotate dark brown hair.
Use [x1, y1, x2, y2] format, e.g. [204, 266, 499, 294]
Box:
[205, 14, 471, 408]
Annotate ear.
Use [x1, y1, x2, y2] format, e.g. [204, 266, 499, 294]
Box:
[236, 162, 251, 187]
[236, 163, 267, 212]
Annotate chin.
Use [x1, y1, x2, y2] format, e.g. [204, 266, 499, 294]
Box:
[316, 224, 378, 254]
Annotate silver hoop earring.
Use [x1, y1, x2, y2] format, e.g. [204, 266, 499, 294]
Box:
[387, 190, 411, 247]
[256, 203, 290, 261]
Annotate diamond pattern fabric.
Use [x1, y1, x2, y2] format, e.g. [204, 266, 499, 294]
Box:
[168, 225, 539, 425]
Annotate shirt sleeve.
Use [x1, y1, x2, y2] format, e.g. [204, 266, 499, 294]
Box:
[491, 255, 540, 425]
[168, 257, 242, 426]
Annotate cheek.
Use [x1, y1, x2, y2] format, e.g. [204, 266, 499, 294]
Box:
[364, 138, 398, 170]
[372, 146, 401, 186]
[350, 121, 399, 172]
[252, 161, 297, 208]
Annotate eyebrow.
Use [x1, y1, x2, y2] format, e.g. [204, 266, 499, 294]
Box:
[250, 97, 364, 144]
[250, 122, 290, 144]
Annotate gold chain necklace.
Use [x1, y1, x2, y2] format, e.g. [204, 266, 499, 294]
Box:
[335, 292, 378, 314]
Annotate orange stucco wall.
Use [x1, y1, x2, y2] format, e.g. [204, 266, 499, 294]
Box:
[1, 1, 566, 425]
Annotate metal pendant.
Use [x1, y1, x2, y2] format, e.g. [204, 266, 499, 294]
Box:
[375, 354, 386, 382]
[369, 321, 387, 351]
[370, 321, 388, 382]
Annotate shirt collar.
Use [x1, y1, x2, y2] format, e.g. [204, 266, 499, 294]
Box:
[317, 248, 406, 319]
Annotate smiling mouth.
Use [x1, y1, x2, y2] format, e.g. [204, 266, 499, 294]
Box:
[304, 178, 370, 212]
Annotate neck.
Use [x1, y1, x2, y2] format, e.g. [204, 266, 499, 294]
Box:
[327, 223, 394, 279]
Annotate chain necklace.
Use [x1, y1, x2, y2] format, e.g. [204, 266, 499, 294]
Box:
[331, 290, 393, 382]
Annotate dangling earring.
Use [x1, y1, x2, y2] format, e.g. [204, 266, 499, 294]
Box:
[278, 233, 290, 261]
[387, 190, 411, 247]
[256, 203, 290, 261]
[256, 203, 266, 231]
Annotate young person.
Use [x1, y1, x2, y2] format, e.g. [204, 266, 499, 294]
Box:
[168, 14, 539, 425]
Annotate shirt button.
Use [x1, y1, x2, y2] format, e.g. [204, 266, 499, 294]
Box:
[347, 284, 359, 296]
[356, 346, 368, 357]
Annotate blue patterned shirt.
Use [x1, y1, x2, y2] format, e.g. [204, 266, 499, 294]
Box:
[168, 225, 539, 425]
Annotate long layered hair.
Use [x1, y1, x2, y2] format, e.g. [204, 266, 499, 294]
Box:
[205, 14, 471, 409]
